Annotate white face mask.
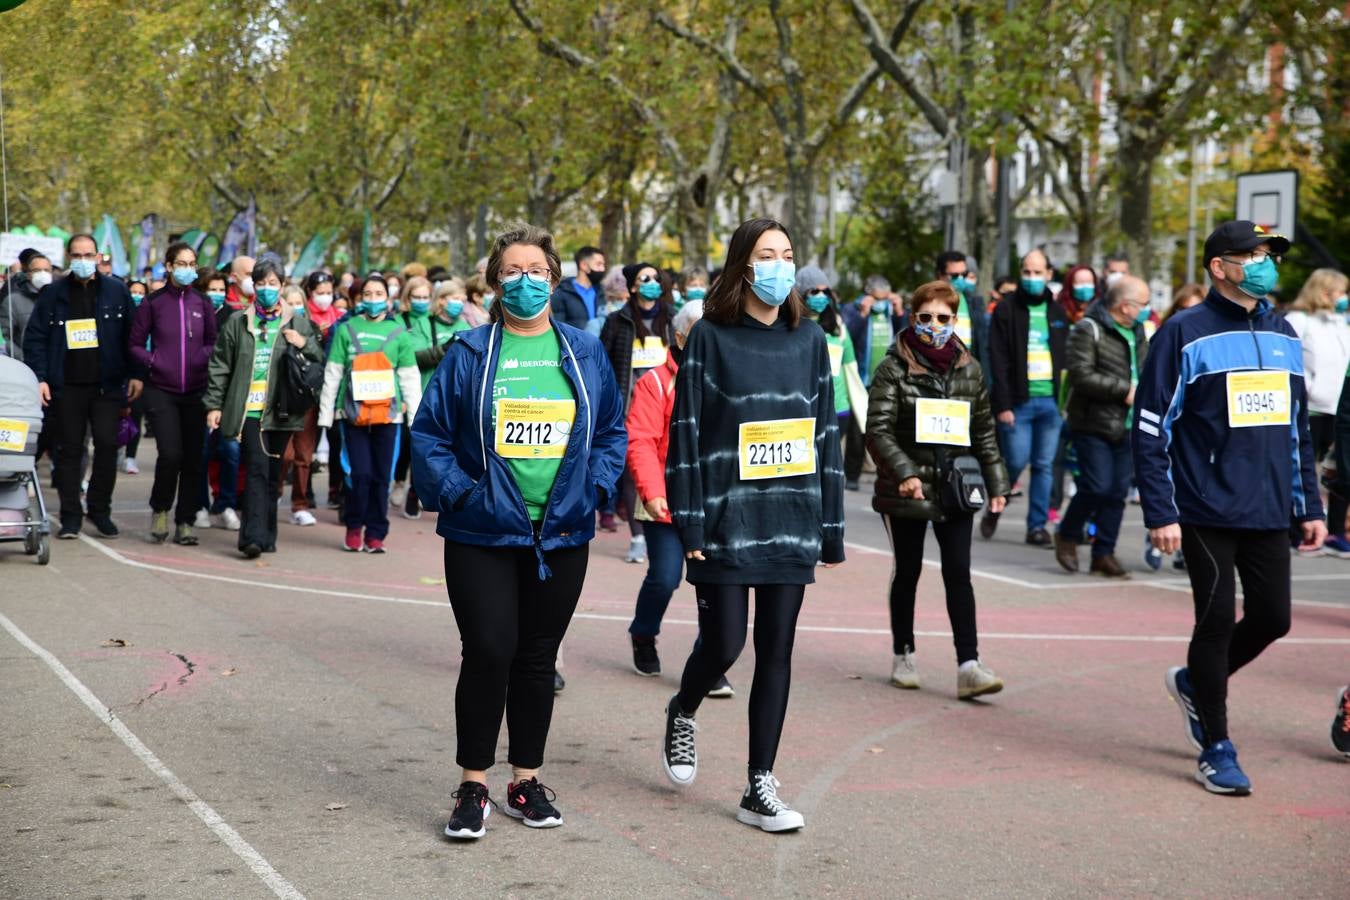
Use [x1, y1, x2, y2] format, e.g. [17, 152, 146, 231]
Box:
[311, 291, 334, 311]
[1105, 271, 1124, 287]
[239, 276, 255, 297]
[29, 270, 53, 289]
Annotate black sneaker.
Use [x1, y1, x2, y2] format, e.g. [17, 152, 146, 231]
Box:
[58, 516, 81, 539]
[504, 777, 562, 828]
[1332, 686, 1350, 758]
[706, 675, 735, 699]
[444, 781, 492, 840]
[844, 479, 859, 491]
[87, 515, 119, 539]
[553, 669, 565, 693]
[241, 543, 262, 559]
[737, 769, 804, 832]
[662, 696, 698, 786]
[632, 636, 660, 676]
[1025, 528, 1051, 547]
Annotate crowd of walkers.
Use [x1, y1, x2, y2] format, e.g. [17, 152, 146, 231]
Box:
[2, 216, 1346, 840]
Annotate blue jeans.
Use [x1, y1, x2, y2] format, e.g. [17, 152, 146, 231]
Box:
[629, 521, 685, 637]
[996, 396, 1062, 531]
[1058, 432, 1132, 556]
[200, 429, 241, 513]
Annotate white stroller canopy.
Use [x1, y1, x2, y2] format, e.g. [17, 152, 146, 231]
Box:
[0, 356, 42, 426]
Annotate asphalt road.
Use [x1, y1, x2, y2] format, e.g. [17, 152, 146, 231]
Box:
[2, 451, 1346, 898]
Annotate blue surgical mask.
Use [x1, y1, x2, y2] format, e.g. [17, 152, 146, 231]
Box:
[1335, 295, 1348, 314]
[805, 291, 830, 314]
[482, 291, 495, 308]
[445, 300, 464, 319]
[131, 293, 146, 307]
[950, 276, 973, 296]
[1135, 304, 1151, 325]
[291, 305, 306, 318]
[671, 289, 683, 309]
[685, 287, 707, 301]
[172, 266, 196, 287]
[638, 280, 662, 301]
[207, 291, 226, 309]
[362, 299, 387, 318]
[1072, 284, 1094, 303]
[410, 300, 431, 316]
[500, 273, 552, 320]
[1021, 277, 1046, 297]
[872, 300, 891, 317]
[749, 259, 795, 307]
[256, 286, 281, 309]
[69, 258, 97, 280]
[1236, 256, 1278, 299]
[915, 320, 954, 348]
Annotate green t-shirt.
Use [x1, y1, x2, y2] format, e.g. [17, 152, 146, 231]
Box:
[955, 295, 973, 346]
[1027, 303, 1053, 398]
[329, 315, 418, 415]
[824, 330, 855, 415]
[867, 310, 893, 380]
[1113, 321, 1138, 427]
[246, 326, 274, 420]
[492, 329, 575, 522]
[406, 312, 471, 389]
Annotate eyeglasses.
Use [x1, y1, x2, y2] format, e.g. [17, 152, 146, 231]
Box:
[500, 266, 551, 280]
[915, 312, 955, 325]
[1221, 250, 1280, 265]
[637, 274, 659, 284]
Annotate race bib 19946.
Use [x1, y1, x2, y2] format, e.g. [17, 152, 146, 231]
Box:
[1227, 370, 1290, 428]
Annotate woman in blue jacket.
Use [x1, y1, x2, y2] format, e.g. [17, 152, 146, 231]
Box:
[411, 223, 626, 841]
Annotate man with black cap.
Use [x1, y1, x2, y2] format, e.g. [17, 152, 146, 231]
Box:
[1134, 221, 1326, 796]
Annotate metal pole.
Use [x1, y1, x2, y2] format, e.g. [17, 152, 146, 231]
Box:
[994, 0, 1014, 277]
[1, 61, 13, 357]
[1185, 138, 1197, 283]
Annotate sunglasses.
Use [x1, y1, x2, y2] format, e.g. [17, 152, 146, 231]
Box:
[637, 274, 659, 284]
[915, 312, 955, 325]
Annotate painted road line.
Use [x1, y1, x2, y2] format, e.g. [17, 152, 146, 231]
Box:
[0, 609, 306, 900]
[71, 535, 1350, 646]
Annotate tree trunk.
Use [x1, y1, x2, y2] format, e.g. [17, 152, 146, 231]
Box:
[675, 188, 710, 270]
[599, 197, 623, 259]
[1116, 142, 1154, 281]
[784, 150, 817, 264]
[1075, 207, 1096, 265]
[447, 208, 472, 274]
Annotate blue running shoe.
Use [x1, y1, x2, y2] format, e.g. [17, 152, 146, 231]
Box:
[1195, 740, 1251, 795]
[1144, 534, 1163, 571]
[1165, 666, 1205, 752]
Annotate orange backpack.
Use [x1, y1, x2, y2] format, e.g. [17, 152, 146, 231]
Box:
[342, 322, 405, 426]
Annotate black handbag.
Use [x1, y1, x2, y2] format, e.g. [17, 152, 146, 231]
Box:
[940, 453, 988, 514]
[275, 344, 324, 423]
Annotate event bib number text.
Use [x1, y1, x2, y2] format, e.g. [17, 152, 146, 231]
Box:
[245, 379, 268, 413]
[351, 369, 396, 402]
[495, 399, 575, 459]
[914, 398, 971, 446]
[738, 418, 816, 481]
[631, 336, 667, 370]
[1027, 349, 1052, 381]
[0, 418, 30, 452]
[66, 318, 98, 350]
[1227, 370, 1290, 428]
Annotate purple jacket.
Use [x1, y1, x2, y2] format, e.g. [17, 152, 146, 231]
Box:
[129, 285, 218, 394]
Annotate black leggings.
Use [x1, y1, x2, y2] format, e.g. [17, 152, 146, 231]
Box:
[884, 514, 979, 663]
[444, 540, 589, 771]
[676, 583, 805, 772]
[1181, 526, 1292, 745]
[145, 385, 205, 524]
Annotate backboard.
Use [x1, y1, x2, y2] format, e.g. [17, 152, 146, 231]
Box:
[1235, 170, 1298, 240]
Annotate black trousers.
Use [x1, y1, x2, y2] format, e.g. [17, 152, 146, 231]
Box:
[444, 540, 589, 771]
[1181, 526, 1292, 745]
[145, 385, 205, 523]
[676, 583, 805, 772]
[843, 411, 865, 482]
[239, 418, 288, 551]
[55, 384, 120, 521]
[884, 514, 979, 662]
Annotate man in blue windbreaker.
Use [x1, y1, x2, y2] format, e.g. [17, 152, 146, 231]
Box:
[1134, 221, 1327, 796]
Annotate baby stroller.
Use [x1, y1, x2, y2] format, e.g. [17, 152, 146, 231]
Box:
[0, 355, 51, 564]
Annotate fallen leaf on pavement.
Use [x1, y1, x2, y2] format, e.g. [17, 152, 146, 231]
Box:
[867, 747, 885, 754]
[847, 674, 862, 680]
[101, 639, 130, 648]
[324, 802, 348, 812]
[220, 668, 237, 677]
[418, 576, 445, 585]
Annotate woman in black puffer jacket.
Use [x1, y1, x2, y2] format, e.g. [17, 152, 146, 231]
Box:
[866, 280, 1010, 700]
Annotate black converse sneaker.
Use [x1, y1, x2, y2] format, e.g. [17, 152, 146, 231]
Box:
[737, 769, 805, 832]
[662, 696, 698, 786]
[632, 635, 660, 676]
[503, 777, 563, 828]
[443, 781, 491, 840]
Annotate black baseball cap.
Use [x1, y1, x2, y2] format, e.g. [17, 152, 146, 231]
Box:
[1203, 220, 1291, 265]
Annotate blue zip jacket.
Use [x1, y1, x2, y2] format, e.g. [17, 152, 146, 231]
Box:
[1132, 288, 1323, 531]
[23, 272, 141, 397]
[410, 318, 626, 574]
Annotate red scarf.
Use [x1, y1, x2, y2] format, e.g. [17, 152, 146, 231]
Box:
[901, 326, 959, 373]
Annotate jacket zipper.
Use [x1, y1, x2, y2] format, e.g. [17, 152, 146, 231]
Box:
[1248, 317, 1264, 370]
[179, 290, 188, 393]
